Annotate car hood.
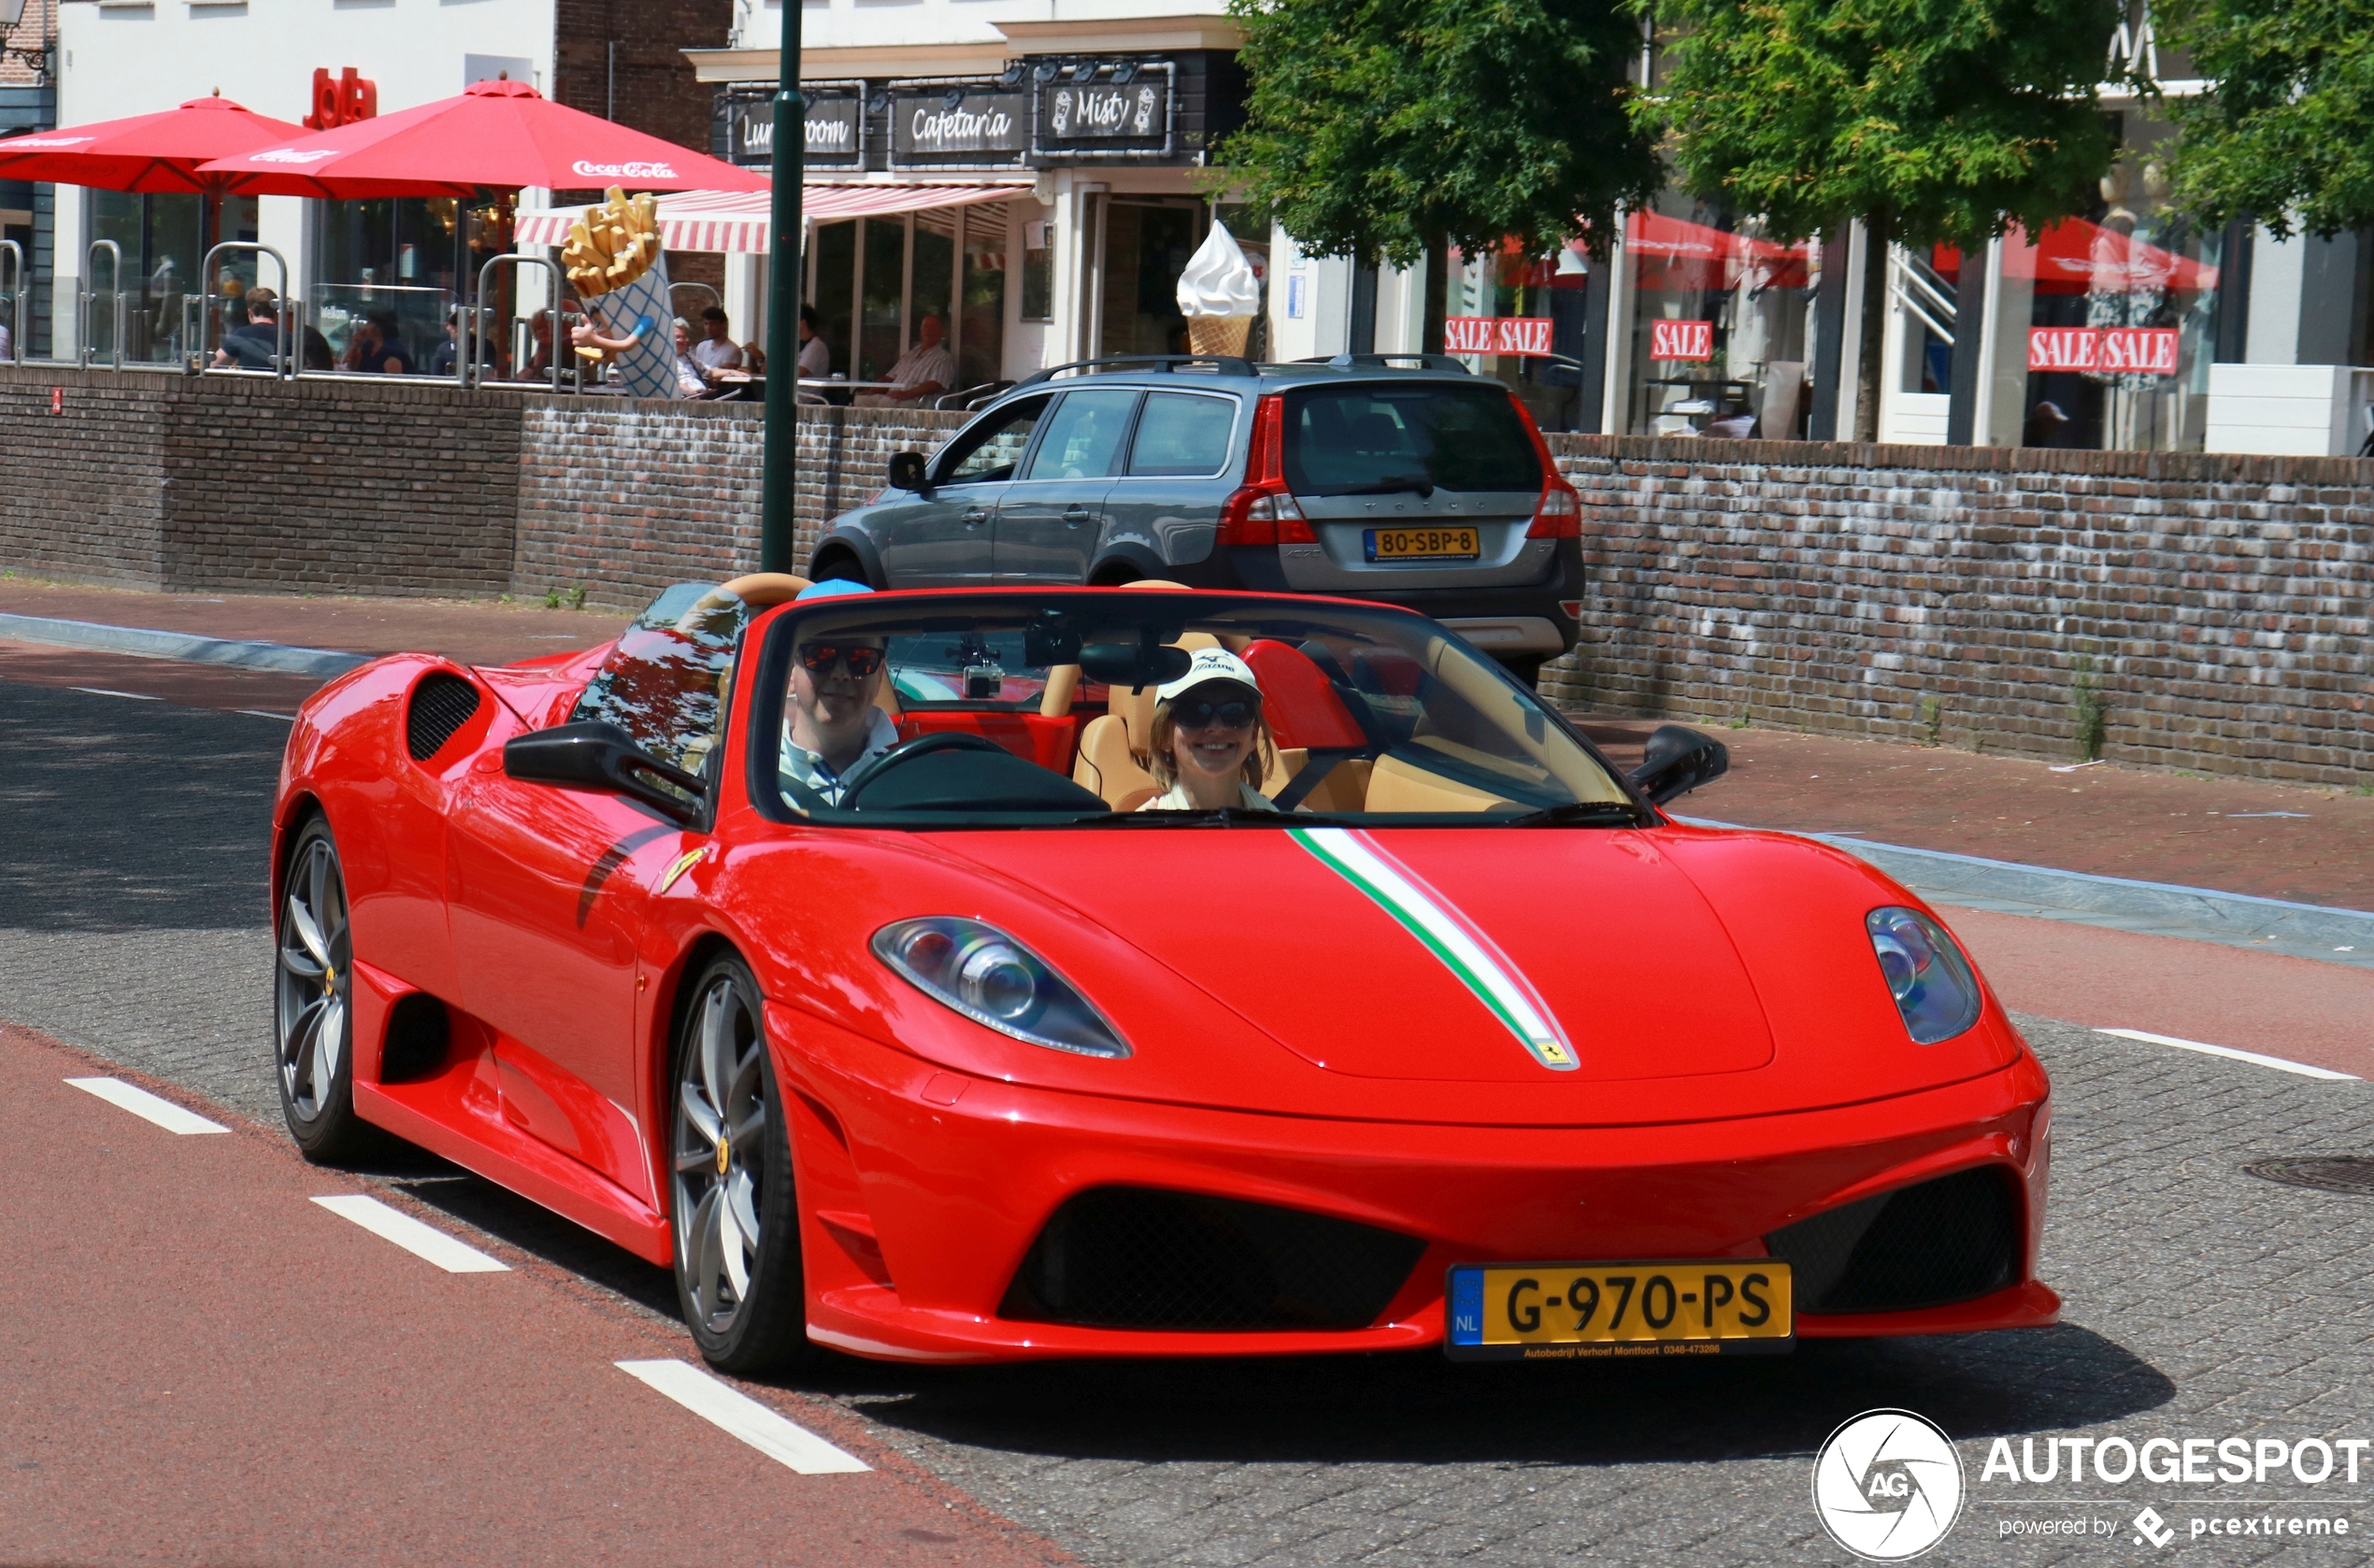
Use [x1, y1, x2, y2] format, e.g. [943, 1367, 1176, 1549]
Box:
[947, 826, 1773, 1086]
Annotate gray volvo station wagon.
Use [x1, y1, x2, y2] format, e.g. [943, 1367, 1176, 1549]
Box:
[808, 354, 1586, 681]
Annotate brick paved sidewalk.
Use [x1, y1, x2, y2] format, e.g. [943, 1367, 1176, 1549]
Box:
[4, 574, 2367, 913]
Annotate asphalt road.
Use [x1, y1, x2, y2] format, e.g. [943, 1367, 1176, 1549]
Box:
[7, 676, 2374, 1566]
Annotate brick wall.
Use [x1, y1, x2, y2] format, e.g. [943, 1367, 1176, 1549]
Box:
[1542, 434, 2374, 787]
[513, 400, 963, 606]
[551, 0, 733, 197]
[6, 366, 2367, 786]
[0, 370, 167, 586]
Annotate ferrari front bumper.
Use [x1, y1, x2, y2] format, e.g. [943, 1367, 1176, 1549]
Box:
[770, 1006, 2057, 1363]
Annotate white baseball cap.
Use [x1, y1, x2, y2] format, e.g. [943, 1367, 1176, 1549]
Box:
[1157, 647, 1261, 703]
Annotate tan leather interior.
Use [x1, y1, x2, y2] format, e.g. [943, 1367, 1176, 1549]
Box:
[718, 572, 813, 607]
[1266, 748, 1373, 812]
[1039, 663, 1080, 718]
[1363, 752, 1516, 813]
[1069, 626, 1223, 809]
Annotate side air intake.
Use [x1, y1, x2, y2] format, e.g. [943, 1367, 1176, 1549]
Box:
[406, 671, 482, 763]
[1764, 1165, 2023, 1314]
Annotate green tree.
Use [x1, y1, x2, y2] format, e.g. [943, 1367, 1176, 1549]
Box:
[1640, 0, 2121, 438]
[1218, 0, 1658, 353]
[2155, 0, 2374, 237]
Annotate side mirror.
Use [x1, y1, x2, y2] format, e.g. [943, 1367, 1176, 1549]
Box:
[886, 450, 930, 494]
[504, 720, 705, 823]
[1627, 724, 1729, 805]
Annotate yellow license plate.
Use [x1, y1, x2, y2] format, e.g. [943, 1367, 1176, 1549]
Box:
[1445, 1261, 1794, 1361]
[1366, 526, 1480, 562]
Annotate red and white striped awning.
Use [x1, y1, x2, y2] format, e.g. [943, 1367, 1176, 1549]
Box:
[514, 183, 1026, 254]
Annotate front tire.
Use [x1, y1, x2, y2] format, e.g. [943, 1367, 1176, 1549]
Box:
[670, 953, 811, 1374]
[276, 816, 373, 1162]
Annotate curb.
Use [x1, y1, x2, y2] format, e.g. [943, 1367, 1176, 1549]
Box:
[1680, 817, 2374, 972]
[0, 612, 371, 681]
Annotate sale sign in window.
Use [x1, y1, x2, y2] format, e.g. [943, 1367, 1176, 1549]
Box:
[1444, 316, 1553, 355]
[2027, 326, 2179, 376]
[1650, 320, 1715, 362]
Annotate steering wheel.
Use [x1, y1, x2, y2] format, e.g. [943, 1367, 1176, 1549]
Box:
[837, 732, 1009, 809]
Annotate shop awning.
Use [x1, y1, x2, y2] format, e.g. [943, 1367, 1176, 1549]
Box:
[1624, 211, 1811, 291]
[513, 182, 1026, 253]
[2007, 218, 2219, 295]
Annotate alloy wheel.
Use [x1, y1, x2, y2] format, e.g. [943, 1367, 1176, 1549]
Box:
[672, 974, 769, 1335]
[277, 832, 351, 1124]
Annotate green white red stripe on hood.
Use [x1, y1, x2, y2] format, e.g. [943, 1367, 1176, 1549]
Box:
[1287, 826, 1578, 1073]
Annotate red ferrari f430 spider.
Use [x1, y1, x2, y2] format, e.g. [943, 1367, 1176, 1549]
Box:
[270, 578, 2056, 1372]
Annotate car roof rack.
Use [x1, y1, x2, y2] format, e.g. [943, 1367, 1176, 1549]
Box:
[1012, 353, 1257, 389]
[1294, 352, 1473, 374]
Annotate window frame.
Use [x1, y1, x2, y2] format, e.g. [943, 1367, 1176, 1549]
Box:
[1118, 388, 1243, 481]
[932, 392, 1055, 488]
[1012, 386, 1148, 486]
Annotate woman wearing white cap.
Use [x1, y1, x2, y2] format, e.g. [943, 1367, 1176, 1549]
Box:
[1138, 648, 1280, 812]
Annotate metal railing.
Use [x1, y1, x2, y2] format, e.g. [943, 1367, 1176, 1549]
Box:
[1890, 246, 1957, 346]
[192, 242, 294, 378]
[79, 239, 125, 371]
[471, 252, 571, 392]
[0, 239, 21, 363]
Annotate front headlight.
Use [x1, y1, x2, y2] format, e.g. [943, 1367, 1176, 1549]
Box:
[872, 917, 1132, 1059]
[1866, 906, 1982, 1044]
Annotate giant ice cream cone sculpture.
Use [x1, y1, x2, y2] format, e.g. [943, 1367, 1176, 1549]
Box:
[1178, 221, 1261, 356]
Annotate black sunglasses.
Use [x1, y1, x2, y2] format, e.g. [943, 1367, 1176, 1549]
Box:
[1171, 694, 1259, 730]
[798, 642, 887, 678]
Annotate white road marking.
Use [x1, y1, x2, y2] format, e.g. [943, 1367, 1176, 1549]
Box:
[2095, 1028, 2358, 1081]
[234, 709, 296, 721]
[310, 1194, 510, 1273]
[616, 1359, 871, 1475]
[69, 687, 161, 701]
[65, 1076, 229, 1134]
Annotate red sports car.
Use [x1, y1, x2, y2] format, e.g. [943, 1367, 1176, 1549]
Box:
[270, 577, 2056, 1373]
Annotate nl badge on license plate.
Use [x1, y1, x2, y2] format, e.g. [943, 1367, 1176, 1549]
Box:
[1444, 1261, 1795, 1361]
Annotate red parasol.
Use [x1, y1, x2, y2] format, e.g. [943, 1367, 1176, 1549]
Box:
[0, 93, 306, 192]
[2003, 218, 2220, 295]
[194, 78, 770, 198]
[1625, 211, 1811, 292]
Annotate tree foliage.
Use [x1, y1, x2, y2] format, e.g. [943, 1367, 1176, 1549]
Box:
[2155, 0, 2374, 237]
[1637, 0, 2123, 249]
[1218, 0, 1659, 269]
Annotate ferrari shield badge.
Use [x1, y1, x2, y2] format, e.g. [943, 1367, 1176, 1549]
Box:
[1287, 827, 1577, 1072]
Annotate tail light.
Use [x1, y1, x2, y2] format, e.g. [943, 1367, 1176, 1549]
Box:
[1218, 393, 1317, 547]
[1509, 392, 1582, 539]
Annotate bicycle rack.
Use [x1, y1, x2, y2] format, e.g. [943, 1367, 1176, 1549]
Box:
[0, 239, 22, 363]
[79, 239, 125, 372]
[473, 252, 569, 392]
[194, 242, 295, 378]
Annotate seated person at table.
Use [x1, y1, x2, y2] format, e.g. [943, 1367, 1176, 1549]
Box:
[795, 305, 830, 379]
[344, 309, 414, 375]
[1138, 649, 1279, 813]
[690, 306, 743, 379]
[780, 581, 900, 805]
[213, 288, 284, 370]
[855, 312, 955, 406]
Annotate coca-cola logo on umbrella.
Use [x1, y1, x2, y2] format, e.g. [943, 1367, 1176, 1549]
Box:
[3, 135, 95, 149]
[572, 159, 679, 179]
[251, 148, 338, 164]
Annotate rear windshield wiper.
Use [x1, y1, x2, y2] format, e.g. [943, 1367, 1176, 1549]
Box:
[1497, 801, 1652, 828]
[1319, 475, 1437, 499]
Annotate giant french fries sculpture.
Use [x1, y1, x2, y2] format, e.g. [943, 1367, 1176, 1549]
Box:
[561, 188, 661, 299]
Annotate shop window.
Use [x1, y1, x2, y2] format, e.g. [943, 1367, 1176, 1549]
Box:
[1622, 195, 1817, 439]
[811, 220, 854, 379]
[85, 190, 201, 364]
[1019, 216, 1053, 323]
[311, 196, 511, 375]
[1997, 132, 2222, 452]
[912, 208, 956, 367]
[959, 204, 1008, 388]
[859, 214, 906, 381]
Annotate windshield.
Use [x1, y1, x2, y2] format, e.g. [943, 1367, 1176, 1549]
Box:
[752, 592, 1635, 827]
[1281, 382, 1542, 497]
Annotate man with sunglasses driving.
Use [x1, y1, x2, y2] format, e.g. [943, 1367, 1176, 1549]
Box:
[781, 583, 899, 805]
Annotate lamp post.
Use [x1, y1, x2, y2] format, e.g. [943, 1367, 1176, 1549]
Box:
[758, 0, 805, 574]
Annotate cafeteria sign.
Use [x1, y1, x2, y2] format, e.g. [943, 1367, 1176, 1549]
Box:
[2028, 326, 2179, 376]
[1651, 320, 1715, 362]
[893, 89, 1028, 163]
[1444, 317, 1552, 355]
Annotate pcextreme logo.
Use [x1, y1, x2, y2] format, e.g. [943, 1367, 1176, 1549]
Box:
[1812, 1409, 1966, 1561]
